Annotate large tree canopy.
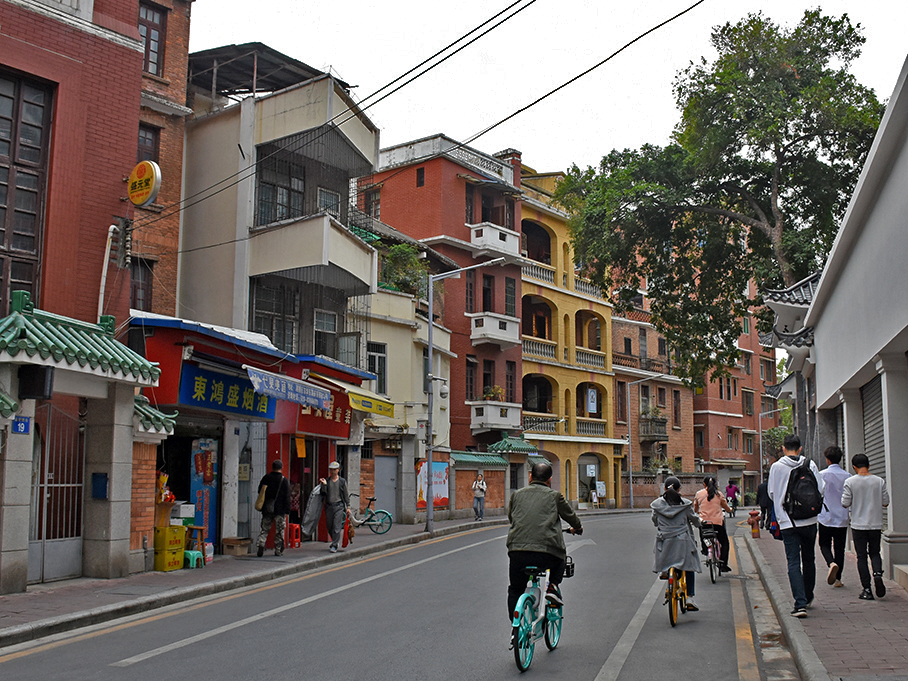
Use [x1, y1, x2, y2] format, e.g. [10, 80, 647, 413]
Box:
[555, 10, 884, 383]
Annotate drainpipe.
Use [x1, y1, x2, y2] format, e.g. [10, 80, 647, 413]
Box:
[98, 224, 118, 320]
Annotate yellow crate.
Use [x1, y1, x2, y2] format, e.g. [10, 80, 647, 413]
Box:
[154, 525, 187, 551]
[154, 548, 185, 572]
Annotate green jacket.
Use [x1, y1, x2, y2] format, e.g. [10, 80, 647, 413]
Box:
[506, 481, 582, 559]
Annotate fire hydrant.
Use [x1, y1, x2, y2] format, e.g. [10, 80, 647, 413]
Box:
[747, 509, 761, 538]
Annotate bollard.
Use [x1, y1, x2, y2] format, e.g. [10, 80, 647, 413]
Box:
[747, 509, 761, 538]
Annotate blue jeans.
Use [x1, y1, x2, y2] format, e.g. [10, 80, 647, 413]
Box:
[781, 523, 818, 608]
[473, 496, 485, 519]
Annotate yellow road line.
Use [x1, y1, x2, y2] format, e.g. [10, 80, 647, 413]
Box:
[728, 543, 760, 681]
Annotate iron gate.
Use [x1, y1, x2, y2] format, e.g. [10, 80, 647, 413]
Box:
[28, 403, 84, 583]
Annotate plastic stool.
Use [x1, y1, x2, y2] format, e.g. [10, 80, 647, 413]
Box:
[186, 526, 207, 564]
[286, 523, 301, 549]
[184, 549, 203, 569]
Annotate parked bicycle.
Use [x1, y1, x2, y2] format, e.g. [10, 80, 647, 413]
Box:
[701, 525, 722, 584]
[664, 566, 689, 627]
[348, 493, 393, 534]
[510, 529, 578, 672]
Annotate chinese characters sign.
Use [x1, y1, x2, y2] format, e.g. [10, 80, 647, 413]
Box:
[179, 364, 276, 419]
[127, 160, 162, 207]
[245, 366, 330, 410]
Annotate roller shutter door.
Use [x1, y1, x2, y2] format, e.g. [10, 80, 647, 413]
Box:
[861, 375, 886, 483]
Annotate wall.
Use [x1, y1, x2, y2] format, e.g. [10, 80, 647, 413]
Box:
[130, 441, 157, 572]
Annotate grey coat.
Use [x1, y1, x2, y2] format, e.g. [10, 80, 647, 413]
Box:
[651, 497, 702, 573]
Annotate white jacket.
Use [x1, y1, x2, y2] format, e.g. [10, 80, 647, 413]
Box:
[768, 455, 825, 530]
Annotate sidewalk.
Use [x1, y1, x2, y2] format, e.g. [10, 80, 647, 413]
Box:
[746, 526, 908, 681]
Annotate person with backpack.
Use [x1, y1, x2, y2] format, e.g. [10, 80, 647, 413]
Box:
[768, 433, 825, 618]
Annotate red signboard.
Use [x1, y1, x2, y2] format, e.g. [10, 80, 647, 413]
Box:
[296, 388, 352, 439]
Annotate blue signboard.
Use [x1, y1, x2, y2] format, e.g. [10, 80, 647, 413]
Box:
[245, 366, 331, 410]
[12, 416, 30, 434]
[179, 364, 276, 419]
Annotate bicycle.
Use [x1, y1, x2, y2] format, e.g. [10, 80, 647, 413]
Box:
[701, 525, 722, 584]
[510, 529, 578, 672]
[347, 493, 393, 534]
[727, 495, 738, 517]
[664, 566, 688, 627]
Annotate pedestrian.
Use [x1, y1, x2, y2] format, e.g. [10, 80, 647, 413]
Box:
[842, 453, 890, 600]
[725, 479, 740, 516]
[756, 480, 772, 529]
[652, 476, 702, 612]
[256, 459, 291, 557]
[818, 446, 850, 588]
[319, 460, 350, 553]
[768, 433, 825, 618]
[693, 476, 732, 573]
[472, 473, 487, 521]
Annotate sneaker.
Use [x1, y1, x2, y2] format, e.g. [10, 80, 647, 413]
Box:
[874, 573, 886, 598]
[329, 545, 338, 553]
[686, 599, 699, 612]
[791, 607, 807, 618]
[805, 598, 814, 609]
[545, 584, 563, 607]
[274, 551, 283, 557]
[833, 580, 844, 588]
[720, 564, 732, 573]
[827, 563, 838, 585]
[859, 588, 874, 600]
[509, 628, 517, 650]
[659, 572, 669, 580]
[256, 545, 264, 558]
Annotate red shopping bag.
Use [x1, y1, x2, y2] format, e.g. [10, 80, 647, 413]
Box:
[342, 512, 351, 547]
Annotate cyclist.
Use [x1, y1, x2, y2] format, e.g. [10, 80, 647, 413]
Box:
[507, 462, 582, 622]
[652, 476, 702, 611]
[693, 476, 732, 573]
[725, 480, 740, 516]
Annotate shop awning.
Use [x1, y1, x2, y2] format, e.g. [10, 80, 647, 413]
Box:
[709, 458, 748, 468]
[310, 373, 394, 417]
[244, 366, 331, 410]
[449, 452, 509, 468]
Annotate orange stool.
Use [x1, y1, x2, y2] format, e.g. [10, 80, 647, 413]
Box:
[286, 523, 302, 549]
[186, 526, 207, 565]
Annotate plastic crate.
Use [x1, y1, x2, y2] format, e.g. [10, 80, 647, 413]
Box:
[153, 525, 187, 551]
[154, 548, 185, 572]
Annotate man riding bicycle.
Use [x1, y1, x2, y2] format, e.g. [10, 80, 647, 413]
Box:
[507, 462, 583, 620]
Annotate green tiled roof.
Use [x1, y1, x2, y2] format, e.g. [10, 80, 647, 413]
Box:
[528, 454, 551, 466]
[0, 388, 19, 419]
[487, 435, 538, 454]
[134, 395, 176, 434]
[0, 292, 159, 384]
[449, 452, 509, 468]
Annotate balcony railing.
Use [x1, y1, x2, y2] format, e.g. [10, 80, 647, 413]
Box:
[576, 417, 606, 436]
[468, 312, 520, 348]
[574, 277, 604, 299]
[640, 357, 667, 373]
[613, 352, 639, 369]
[576, 348, 605, 369]
[522, 411, 559, 434]
[468, 400, 522, 433]
[469, 222, 521, 258]
[523, 262, 555, 284]
[638, 417, 669, 442]
[523, 336, 556, 360]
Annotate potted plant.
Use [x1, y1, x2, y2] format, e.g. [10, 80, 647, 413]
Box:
[483, 385, 505, 401]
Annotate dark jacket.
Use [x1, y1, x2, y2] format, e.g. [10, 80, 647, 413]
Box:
[756, 482, 771, 508]
[506, 481, 582, 559]
[258, 471, 291, 516]
[319, 476, 350, 507]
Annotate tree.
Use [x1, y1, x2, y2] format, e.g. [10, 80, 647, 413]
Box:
[555, 10, 884, 383]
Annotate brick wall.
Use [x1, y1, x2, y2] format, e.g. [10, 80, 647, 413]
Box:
[359, 456, 376, 512]
[455, 469, 506, 510]
[131, 441, 158, 551]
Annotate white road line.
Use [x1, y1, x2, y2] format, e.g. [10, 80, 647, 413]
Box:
[593, 577, 663, 681]
[111, 534, 505, 667]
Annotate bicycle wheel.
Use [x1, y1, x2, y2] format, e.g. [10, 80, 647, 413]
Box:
[368, 510, 392, 534]
[513, 597, 536, 672]
[679, 571, 688, 613]
[667, 571, 679, 627]
[709, 554, 718, 584]
[544, 604, 562, 650]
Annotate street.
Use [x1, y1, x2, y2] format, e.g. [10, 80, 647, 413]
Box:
[0, 514, 785, 680]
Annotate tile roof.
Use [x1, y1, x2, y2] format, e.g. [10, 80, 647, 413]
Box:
[133, 395, 176, 434]
[0, 293, 159, 384]
[487, 435, 538, 454]
[449, 452, 509, 467]
[0, 388, 19, 419]
[773, 326, 814, 348]
[763, 271, 822, 306]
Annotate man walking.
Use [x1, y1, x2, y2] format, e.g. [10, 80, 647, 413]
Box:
[818, 446, 850, 588]
[756, 480, 772, 529]
[256, 460, 291, 557]
[319, 460, 350, 553]
[842, 453, 890, 600]
[768, 434, 825, 618]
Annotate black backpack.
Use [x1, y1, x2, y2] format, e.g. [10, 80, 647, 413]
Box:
[783, 459, 824, 520]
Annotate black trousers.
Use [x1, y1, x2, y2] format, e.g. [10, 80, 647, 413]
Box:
[699, 522, 730, 568]
[507, 550, 565, 621]
[818, 523, 847, 582]
[852, 529, 883, 590]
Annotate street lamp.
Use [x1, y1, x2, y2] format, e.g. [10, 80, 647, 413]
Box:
[626, 373, 667, 508]
[758, 407, 784, 484]
[424, 257, 506, 534]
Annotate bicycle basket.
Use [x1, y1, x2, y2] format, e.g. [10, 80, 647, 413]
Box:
[701, 526, 717, 539]
[563, 555, 575, 579]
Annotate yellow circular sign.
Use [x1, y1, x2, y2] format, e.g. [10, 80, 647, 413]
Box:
[128, 160, 162, 207]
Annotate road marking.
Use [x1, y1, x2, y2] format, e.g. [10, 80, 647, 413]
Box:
[566, 538, 597, 552]
[110, 533, 505, 667]
[729, 542, 760, 681]
[593, 577, 663, 681]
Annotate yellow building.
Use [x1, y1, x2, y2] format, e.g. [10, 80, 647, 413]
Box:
[519, 166, 626, 506]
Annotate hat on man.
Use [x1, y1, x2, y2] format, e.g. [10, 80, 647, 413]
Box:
[328, 461, 340, 469]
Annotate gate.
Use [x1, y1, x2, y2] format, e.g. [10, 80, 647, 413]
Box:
[28, 403, 85, 583]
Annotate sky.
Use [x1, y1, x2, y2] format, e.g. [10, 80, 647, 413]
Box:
[188, 0, 908, 173]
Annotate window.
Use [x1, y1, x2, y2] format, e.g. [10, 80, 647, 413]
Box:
[727, 428, 735, 450]
[365, 189, 380, 219]
[616, 381, 627, 421]
[314, 310, 337, 356]
[416, 167, 425, 187]
[505, 199, 514, 230]
[760, 360, 765, 381]
[506, 361, 516, 403]
[465, 270, 475, 313]
[719, 380, 724, 400]
[763, 360, 775, 383]
[743, 390, 754, 416]
[482, 274, 494, 312]
[733, 378, 737, 397]
[255, 146, 304, 225]
[483, 360, 495, 394]
[130, 258, 154, 311]
[0, 71, 52, 313]
[252, 281, 300, 353]
[361, 441, 374, 460]
[743, 317, 750, 335]
[638, 328, 648, 357]
[137, 124, 159, 163]
[465, 184, 474, 224]
[673, 390, 681, 426]
[744, 435, 754, 455]
[138, 3, 166, 76]
[657, 387, 666, 407]
[726, 377, 732, 400]
[658, 337, 667, 356]
[423, 348, 429, 394]
[465, 358, 476, 400]
[624, 337, 632, 355]
[367, 342, 387, 394]
[317, 187, 340, 216]
[744, 354, 752, 375]
[505, 277, 516, 317]
[695, 430, 704, 448]
[639, 385, 650, 414]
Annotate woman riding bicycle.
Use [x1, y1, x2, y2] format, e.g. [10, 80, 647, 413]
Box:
[725, 480, 739, 515]
[652, 476, 702, 611]
[693, 476, 732, 573]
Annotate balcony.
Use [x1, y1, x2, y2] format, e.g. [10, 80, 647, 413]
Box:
[576, 348, 605, 369]
[523, 336, 557, 360]
[522, 262, 555, 284]
[576, 417, 607, 436]
[468, 222, 521, 259]
[468, 312, 520, 348]
[522, 411, 560, 434]
[574, 277, 605, 299]
[640, 357, 668, 373]
[469, 400, 522, 434]
[613, 352, 639, 369]
[638, 417, 669, 442]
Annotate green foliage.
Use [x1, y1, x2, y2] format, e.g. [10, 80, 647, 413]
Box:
[762, 425, 792, 462]
[379, 244, 429, 296]
[555, 10, 883, 383]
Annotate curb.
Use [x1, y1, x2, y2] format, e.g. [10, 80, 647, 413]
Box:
[744, 533, 832, 681]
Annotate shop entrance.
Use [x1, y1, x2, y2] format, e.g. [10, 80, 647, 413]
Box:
[159, 435, 220, 545]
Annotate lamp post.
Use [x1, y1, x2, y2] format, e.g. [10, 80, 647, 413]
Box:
[758, 407, 784, 484]
[626, 373, 667, 508]
[424, 257, 505, 534]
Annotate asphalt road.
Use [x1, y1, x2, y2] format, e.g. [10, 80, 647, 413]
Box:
[0, 514, 764, 680]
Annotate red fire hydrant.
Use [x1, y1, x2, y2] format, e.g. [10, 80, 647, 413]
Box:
[748, 509, 761, 538]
